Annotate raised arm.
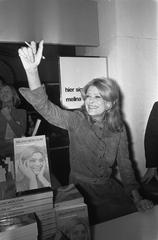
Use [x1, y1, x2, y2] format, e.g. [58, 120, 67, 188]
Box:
[18, 41, 44, 90]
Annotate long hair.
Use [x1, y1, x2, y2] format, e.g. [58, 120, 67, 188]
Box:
[0, 84, 21, 109]
[81, 77, 123, 132]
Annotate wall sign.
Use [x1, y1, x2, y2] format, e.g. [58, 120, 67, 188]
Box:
[59, 56, 108, 109]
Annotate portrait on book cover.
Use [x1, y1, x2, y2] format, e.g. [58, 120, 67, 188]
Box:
[56, 217, 90, 240]
[55, 203, 91, 240]
[14, 135, 51, 193]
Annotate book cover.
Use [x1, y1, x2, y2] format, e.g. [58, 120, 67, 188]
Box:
[54, 184, 84, 208]
[13, 135, 51, 193]
[55, 203, 91, 240]
[0, 213, 38, 239]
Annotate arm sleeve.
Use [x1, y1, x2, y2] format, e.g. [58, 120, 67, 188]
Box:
[144, 102, 158, 168]
[117, 126, 139, 195]
[19, 85, 79, 131]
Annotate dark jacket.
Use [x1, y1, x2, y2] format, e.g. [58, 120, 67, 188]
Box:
[144, 102, 158, 167]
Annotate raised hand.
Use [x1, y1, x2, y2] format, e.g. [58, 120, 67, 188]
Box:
[18, 40, 44, 90]
[18, 40, 44, 71]
[18, 40, 43, 71]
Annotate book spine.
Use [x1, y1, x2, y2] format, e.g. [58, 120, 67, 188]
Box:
[54, 197, 84, 209]
[0, 197, 53, 213]
[0, 203, 54, 218]
[0, 191, 53, 207]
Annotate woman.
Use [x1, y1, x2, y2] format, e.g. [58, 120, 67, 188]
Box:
[16, 145, 51, 192]
[0, 84, 26, 158]
[18, 41, 153, 224]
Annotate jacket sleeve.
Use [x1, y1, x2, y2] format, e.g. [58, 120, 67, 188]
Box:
[117, 126, 139, 195]
[144, 102, 158, 168]
[19, 85, 80, 131]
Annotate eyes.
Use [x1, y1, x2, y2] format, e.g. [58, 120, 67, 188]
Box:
[29, 158, 44, 164]
[85, 94, 103, 101]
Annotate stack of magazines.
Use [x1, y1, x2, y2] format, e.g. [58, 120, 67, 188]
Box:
[0, 213, 38, 240]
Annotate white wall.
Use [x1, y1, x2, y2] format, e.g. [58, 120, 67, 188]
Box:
[76, 0, 158, 176]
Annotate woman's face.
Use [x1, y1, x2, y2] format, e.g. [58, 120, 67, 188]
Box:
[70, 223, 87, 240]
[28, 152, 45, 175]
[0, 86, 13, 103]
[84, 86, 107, 119]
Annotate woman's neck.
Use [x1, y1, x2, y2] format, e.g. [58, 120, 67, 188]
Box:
[91, 113, 105, 123]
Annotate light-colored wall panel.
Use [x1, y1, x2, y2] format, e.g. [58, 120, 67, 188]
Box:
[0, 0, 99, 45]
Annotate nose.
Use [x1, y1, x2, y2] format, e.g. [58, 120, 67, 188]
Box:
[89, 96, 95, 103]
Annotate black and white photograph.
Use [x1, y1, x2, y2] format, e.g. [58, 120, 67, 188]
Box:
[0, 1, 158, 239]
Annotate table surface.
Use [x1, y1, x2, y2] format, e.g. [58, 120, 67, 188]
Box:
[92, 205, 158, 240]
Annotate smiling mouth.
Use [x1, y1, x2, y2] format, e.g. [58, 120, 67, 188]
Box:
[88, 106, 98, 109]
[33, 167, 41, 172]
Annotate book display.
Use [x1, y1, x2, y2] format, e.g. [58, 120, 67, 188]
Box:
[0, 190, 56, 240]
[0, 134, 91, 239]
[0, 183, 91, 239]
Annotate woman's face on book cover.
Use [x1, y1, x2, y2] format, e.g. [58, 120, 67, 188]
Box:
[28, 152, 45, 175]
[70, 223, 88, 240]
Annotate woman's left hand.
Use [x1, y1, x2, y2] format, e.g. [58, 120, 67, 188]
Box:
[135, 199, 154, 212]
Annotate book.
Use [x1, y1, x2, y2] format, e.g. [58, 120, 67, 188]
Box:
[0, 190, 53, 207]
[0, 213, 38, 240]
[55, 202, 91, 240]
[13, 135, 51, 193]
[0, 202, 54, 219]
[0, 197, 53, 213]
[54, 184, 84, 208]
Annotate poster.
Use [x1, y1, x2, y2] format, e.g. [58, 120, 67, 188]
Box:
[59, 56, 108, 109]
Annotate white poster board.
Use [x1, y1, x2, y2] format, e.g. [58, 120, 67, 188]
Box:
[59, 56, 108, 109]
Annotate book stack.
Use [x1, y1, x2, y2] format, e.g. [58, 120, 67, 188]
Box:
[55, 202, 91, 240]
[36, 206, 57, 240]
[54, 184, 91, 240]
[0, 213, 38, 240]
[0, 190, 56, 240]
